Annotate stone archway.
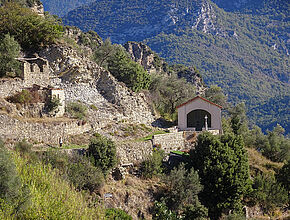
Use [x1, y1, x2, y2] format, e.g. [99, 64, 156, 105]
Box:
[187, 109, 211, 131]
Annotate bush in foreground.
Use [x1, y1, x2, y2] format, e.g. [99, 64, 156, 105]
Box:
[88, 134, 117, 175]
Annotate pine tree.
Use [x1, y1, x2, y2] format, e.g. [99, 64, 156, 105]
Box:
[191, 132, 252, 219]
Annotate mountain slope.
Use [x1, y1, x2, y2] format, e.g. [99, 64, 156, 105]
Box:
[60, 0, 290, 133]
[41, 0, 94, 17]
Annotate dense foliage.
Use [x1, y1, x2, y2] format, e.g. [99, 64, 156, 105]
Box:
[141, 147, 164, 179]
[41, 0, 94, 17]
[0, 2, 63, 50]
[0, 140, 29, 216]
[42, 151, 104, 193]
[149, 73, 196, 120]
[88, 134, 117, 175]
[105, 208, 132, 220]
[190, 133, 252, 219]
[250, 173, 288, 214]
[107, 47, 152, 92]
[0, 34, 21, 77]
[66, 101, 87, 120]
[152, 164, 208, 220]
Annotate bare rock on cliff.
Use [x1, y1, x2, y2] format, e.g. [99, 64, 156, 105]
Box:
[39, 45, 155, 126]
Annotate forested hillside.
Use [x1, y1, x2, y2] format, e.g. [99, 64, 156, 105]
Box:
[60, 0, 290, 133]
[41, 0, 94, 17]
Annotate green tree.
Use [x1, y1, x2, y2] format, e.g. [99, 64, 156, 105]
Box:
[251, 173, 288, 214]
[165, 164, 208, 219]
[107, 48, 151, 92]
[191, 133, 252, 219]
[67, 155, 104, 193]
[105, 208, 132, 220]
[0, 2, 63, 49]
[263, 124, 290, 162]
[141, 147, 164, 179]
[229, 103, 248, 136]
[87, 134, 117, 175]
[93, 38, 118, 68]
[0, 34, 21, 77]
[204, 85, 228, 108]
[276, 161, 290, 192]
[150, 73, 196, 119]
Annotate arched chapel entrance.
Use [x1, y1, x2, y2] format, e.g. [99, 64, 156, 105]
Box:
[187, 109, 211, 131]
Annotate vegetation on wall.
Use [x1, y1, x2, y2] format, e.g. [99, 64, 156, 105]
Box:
[66, 101, 87, 120]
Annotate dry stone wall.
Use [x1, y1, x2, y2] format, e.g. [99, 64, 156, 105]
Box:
[153, 132, 185, 153]
[117, 141, 153, 164]
[0, 113, 90, 145]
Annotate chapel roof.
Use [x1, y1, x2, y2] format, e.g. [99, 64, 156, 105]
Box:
[176, 96, 223, 109]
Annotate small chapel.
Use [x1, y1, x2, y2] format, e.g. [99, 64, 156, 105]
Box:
[176, 96, 222, 134]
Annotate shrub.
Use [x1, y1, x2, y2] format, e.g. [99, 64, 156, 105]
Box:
[107, 47, 151, 92]
[13, 153, 104, 219]
[0, 140, 22, 203]
[87, 134, 117, 175]
[276, 161, 290, 191]
[0, 2, 63, 49]
[141, 147, 164, 179]
[164, 164, 204, 212]
[7, 90, 32, 105]
[250, 173, 288, 214]
[153, 200, 178, 220]
[66, 101, 87, 120]
[105, 208, 132, 220]
[67, 155, 104, 193]
[46, 96, 61, 113]
[41, 151, 104, 193]
[0, 140, 30, 215]
[0, 34, 21, 77]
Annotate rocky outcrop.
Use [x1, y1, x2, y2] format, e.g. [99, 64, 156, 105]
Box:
[125, 42, 206, 94]
[38, 45, 155, 126]
[124, 42, 159, 74]
[29, 1, 45, 16]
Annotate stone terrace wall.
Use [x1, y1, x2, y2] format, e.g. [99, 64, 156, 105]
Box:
[117, 141, 153, 164]
[153, 132, 185, 154]
[0, 113, 90, 145]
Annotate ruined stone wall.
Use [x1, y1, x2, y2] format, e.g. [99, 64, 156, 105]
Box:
[0, 113, 90, 145]
[152, 132, 185, 154]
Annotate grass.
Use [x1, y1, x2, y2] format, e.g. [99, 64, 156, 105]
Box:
[7, 152, 105, 219]
[247, 148, 283, 175]
[137, 130, 168, 142]
[61, 144, 88, 149]
[170, 150, 189, 156]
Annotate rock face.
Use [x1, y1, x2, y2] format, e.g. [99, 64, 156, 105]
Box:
[124, 42, 158, 74]
[29, 1, 45, 16]
[125, 41, 206, 94]
[39, 45, 155, 126]
[62, 0, 231, 43]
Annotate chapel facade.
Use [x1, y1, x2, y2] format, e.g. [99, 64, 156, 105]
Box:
[177, 96, 222, 134]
